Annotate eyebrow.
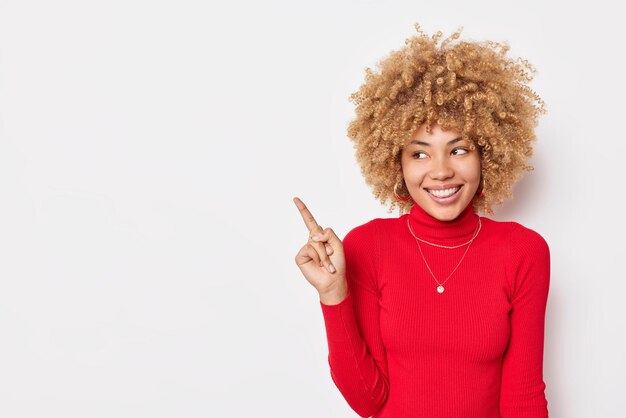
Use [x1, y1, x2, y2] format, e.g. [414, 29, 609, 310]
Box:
[409, 136, 464, 146]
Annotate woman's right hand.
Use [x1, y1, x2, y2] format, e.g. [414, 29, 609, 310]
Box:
[293, 197, 347, 298]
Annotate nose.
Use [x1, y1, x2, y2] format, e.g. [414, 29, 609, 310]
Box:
[429, 155, 454, 180]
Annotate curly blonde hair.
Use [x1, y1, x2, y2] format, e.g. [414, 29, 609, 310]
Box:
[346, 23, 547, 215]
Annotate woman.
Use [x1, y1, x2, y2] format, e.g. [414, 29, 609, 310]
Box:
[293, 23, 550, 418]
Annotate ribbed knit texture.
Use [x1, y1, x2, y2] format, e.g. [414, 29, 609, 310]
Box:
[319, 199, 550, 418]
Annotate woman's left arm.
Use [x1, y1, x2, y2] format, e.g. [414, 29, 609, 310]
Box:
[500, 224, 551, 418]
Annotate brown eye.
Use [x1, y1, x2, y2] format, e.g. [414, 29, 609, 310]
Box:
[452, 148, 468, 155]
[412, 152, 427, 159]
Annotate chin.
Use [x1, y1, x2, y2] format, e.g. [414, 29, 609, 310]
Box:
[420, 190, 473, 221]
[428, 208, 461, 222]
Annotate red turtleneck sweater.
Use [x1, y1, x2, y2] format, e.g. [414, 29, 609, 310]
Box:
[319, 199, 550, 418]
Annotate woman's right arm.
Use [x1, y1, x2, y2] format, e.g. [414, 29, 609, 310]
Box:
[319, 221, 389, 418]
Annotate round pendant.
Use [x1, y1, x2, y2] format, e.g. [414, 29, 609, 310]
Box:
[437, 285, 445, 293]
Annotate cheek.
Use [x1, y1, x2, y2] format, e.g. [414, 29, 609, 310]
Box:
[401, 162, 425, 184]
[464, 160, 482, 183]
[464, 163, 480, 176]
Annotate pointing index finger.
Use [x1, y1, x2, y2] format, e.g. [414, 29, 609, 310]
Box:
[293, 197, 323, 234]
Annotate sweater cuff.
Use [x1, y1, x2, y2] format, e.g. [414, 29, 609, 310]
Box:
[319, 291, 361, 343]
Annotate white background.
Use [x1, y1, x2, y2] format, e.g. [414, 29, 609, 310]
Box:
[1, 0, 624, 417]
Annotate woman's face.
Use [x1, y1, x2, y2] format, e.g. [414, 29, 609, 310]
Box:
[400, 123, 481, 221]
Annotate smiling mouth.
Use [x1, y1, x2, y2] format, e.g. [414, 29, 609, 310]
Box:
[425, 185, 462, 198]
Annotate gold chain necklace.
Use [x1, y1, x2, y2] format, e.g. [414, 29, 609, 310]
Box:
[406, 217, 482, 293]
[407, 217, 482, 248]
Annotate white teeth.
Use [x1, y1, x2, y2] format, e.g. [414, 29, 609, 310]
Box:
[428, 187, 460, 197]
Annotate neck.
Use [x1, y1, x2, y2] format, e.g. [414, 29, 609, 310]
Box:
[407, 198, 480, 245]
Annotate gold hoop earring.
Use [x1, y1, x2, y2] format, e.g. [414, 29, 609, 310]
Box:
[476, 177, 485, 197]
[394, 181, 411, 201]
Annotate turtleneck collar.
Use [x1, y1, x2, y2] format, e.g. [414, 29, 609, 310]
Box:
[406, 198, 480, 245]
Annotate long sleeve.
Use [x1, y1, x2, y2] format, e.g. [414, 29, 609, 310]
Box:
[319, 220, 389, 417]
[500, 224, 551, 418]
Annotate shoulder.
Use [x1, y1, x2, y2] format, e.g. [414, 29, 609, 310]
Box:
[343, 217, 394, 242]
[341, 219, 378, 261]
[342, 218, 394, 263]
[480, 217, 550, 252]
[508, 221, 550, 257]
[343, 218, 378, 241]
[505, 221, 551, 291]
